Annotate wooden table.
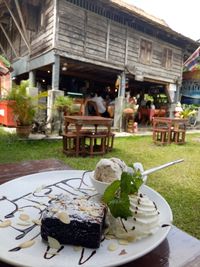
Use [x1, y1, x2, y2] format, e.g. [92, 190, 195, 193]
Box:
[152, 117, 188, 145]
[0, 159, 200, 267]
[64, 115, 113, 156]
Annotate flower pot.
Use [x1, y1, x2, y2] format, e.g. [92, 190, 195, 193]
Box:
[0, 100, 16, 127]
[16, 125, 32, 138]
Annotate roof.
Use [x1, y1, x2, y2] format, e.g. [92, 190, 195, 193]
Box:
[110, 0, 169, 27]
[107, 0, 198, 47]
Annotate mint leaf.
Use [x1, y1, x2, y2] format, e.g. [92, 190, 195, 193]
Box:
[103, 180, 120, 203]
[108, 196, 132, 219]
[102, 167, 143, 219]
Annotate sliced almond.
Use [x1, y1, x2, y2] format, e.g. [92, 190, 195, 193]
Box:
[107, 242, 118, 251]
[32, 219, 41, 225]
[118, 239, 129, 245]
[0, 220, 11, 228]
[57, 212, 70, 224]
[19, 213, 30, 221]
[89, 210, 99, 217]
[19, 240, 35, 249]
[17, 222, 31, 226]
[105, 234, 115, 240]
[47, 236, 61, 249]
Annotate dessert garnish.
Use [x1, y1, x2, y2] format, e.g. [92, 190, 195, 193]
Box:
[103, 169, 143, 219]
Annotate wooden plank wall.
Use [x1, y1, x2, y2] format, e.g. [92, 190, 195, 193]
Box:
[57, 0, 183, 83]
[30, 0, 54, 57]
[0, 0, 54, 61]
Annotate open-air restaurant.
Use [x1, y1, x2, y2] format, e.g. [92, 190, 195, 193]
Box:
[0, 0, 200, 266]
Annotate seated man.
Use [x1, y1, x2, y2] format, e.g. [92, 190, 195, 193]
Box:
[87, 91, 110, 118]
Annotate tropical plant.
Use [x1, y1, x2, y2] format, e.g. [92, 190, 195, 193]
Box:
[180, 106, 197, 119]
[54, 95, 73, 113]
[6, 80, 47, 126]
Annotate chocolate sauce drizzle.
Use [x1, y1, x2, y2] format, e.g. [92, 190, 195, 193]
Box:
[79, 248, 96, 265]
[44, 245, 64, 259]
[2, 171, 100, 265]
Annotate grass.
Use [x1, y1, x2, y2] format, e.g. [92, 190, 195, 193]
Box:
[1, 127, 200, 239]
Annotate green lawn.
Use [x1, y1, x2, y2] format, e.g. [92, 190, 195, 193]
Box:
[0, 127, 200, 239]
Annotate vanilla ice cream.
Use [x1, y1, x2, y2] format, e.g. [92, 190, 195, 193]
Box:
[107, 192, 160, 241]
[94, 158, 127, 183]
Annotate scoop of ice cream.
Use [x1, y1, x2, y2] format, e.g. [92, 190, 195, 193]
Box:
[94, 158, 127, 183]
[107, 192, 160, 241]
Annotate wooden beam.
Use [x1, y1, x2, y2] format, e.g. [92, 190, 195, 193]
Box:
[52, 0, 58, 48]
[106, 19, 110, 60]
[14, 0, 30, 48]
[0, 22, 18, 57]
[0, 42, 6, 56]
[3, 0, 30, 52]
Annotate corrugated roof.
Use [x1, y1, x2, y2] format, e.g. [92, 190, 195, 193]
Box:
[110, 0, 169, 27]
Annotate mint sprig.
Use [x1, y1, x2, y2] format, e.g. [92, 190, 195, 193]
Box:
[103, 169, 143, 219]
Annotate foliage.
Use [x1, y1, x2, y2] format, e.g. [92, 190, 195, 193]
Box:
[0, 54, 11, 68]
[180, 104, 197, 118]
[5, 80, 47, 126]
[54, 95, 73, 112]
[103, 170, 143, 219]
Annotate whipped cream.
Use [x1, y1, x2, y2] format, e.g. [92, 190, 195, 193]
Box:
[107, 192, 160, 241]
[94, 157, 127, 183]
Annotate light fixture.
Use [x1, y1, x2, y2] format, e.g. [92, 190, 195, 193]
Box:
[47, 70, 51, 73]
[62, 62, 68, 71]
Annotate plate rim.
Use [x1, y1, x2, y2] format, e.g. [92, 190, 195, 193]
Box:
[0, 170, 173, 267]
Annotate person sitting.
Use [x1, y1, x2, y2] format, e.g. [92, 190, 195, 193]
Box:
[87, 91, 110, 117]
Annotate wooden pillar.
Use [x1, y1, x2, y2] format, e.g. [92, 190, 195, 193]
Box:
[114, 71, 126, 131]
[52, 54, 60, 90]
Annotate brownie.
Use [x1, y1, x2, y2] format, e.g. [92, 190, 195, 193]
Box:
[41, 194, 106, 248]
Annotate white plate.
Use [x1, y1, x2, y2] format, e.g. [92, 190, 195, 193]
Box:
[0, 170, 172, 267]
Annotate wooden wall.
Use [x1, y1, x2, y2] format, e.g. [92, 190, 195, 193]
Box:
[57, 0, 183, 83]
[30, 0, 54, 58]
[0, 0, 54, 61]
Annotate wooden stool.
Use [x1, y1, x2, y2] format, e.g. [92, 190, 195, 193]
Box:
[153, 128, 169, 145]
[98, 131, 115, 152]
[172, 129, 186, 144]
[85, 133, 107, 157]
[62, 132, 85, 156]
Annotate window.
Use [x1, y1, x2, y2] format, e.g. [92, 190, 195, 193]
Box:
[139, 39, 152, 64]
[162, 48, 173, 69]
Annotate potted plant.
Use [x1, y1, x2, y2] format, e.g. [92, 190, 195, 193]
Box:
[54, 95, 73, 115]
[6, 80, 47, 138]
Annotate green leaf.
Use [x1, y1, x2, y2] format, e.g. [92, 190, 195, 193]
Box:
[108, 196, 132, 219]
[103, 180, 120, 203]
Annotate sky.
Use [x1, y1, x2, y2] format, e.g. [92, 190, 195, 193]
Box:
[123, 0, 199, 41]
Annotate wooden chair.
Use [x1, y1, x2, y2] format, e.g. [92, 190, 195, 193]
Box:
[171, 123, 186, 144]
[85, 100, 101, 116]
[62, 132, 85, 156]
[70, 98, 85, 115]
[84, 132, 107, 157]
[153, 127, 170, 145]
[152, 118, 170, 145]
[98, 131, 115, 152]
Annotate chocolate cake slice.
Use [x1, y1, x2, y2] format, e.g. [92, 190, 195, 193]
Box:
[41, 194, 106, 248]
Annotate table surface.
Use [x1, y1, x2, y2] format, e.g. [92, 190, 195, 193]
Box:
[0, 159, 200, 267]
[64, 115, 113, 126]
[153, 117, 188, 124]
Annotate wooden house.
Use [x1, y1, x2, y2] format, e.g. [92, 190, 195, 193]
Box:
[0, 0, 198, 127]
[0, 55, 12, 96]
